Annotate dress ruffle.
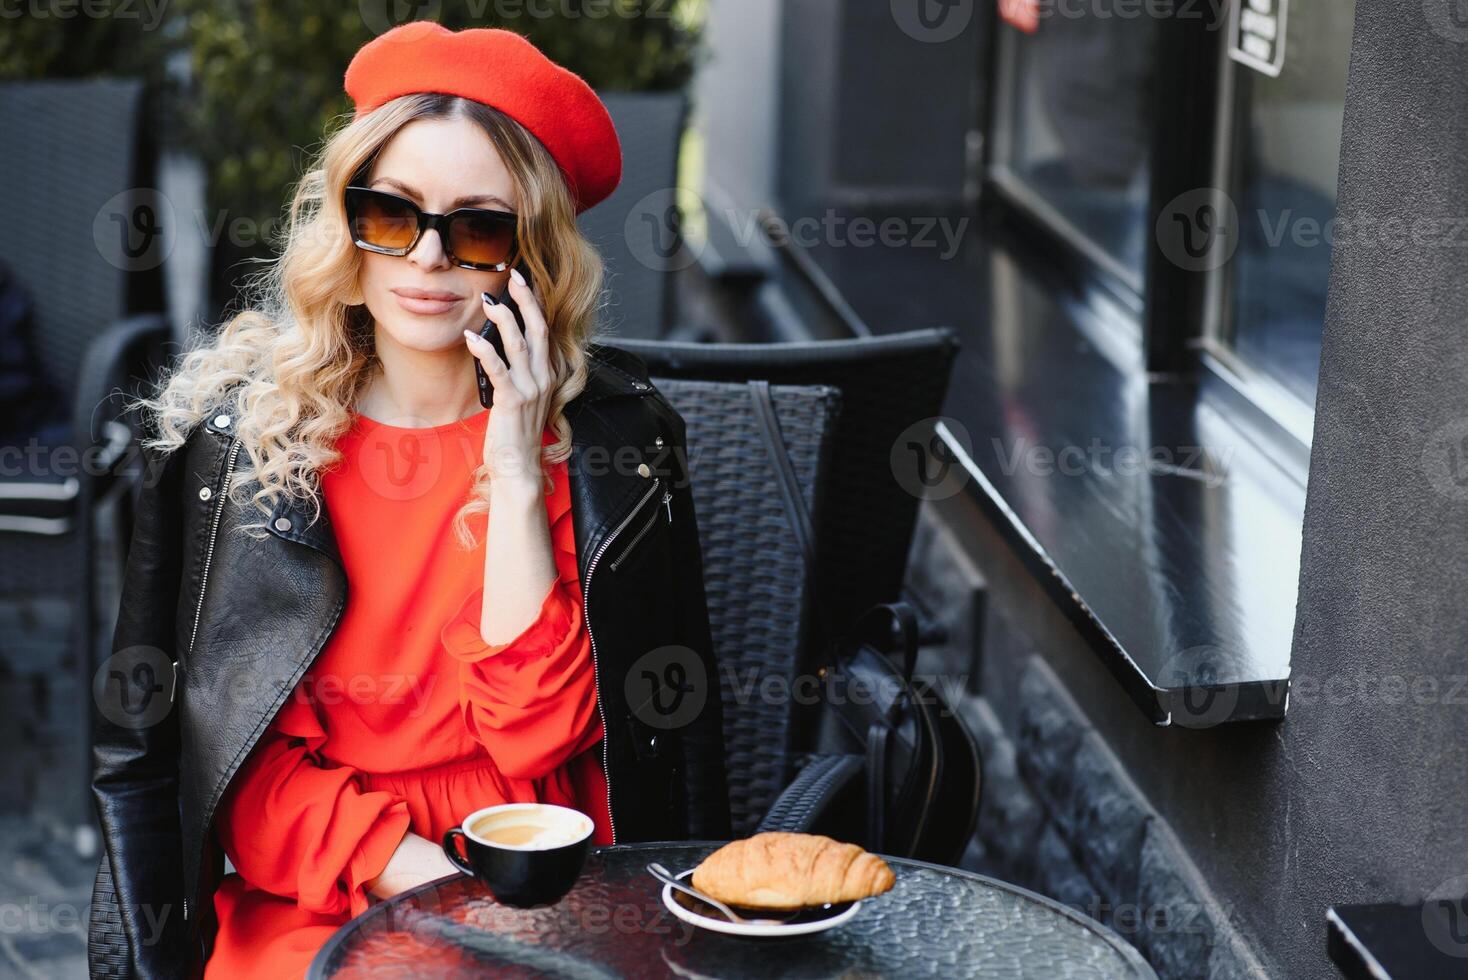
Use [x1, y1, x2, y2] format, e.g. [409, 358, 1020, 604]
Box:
[439, 457, 603, 782]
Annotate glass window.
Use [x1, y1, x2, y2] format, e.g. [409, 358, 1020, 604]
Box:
[1212, 0, 1357, 407]
[992, 5, 1157, 286]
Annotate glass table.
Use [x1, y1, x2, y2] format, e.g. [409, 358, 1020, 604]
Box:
[309, 841, 1157, 979]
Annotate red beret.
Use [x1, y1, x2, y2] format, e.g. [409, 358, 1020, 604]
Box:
[344, 21, 622, 214]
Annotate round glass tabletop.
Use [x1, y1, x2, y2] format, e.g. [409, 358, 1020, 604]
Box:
[309, 841, 1158, 979]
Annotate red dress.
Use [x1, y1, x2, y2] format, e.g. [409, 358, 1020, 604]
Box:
[204, 407, 612, 978]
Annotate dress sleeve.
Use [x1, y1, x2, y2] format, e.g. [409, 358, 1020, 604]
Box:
[440, 465, 604, 781]
[213, 687, 413, 919]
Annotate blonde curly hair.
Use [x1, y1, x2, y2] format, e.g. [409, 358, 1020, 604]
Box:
[127, 92, 610, 550]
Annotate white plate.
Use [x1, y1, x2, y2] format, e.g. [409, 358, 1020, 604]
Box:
[659, 868, 863, 938]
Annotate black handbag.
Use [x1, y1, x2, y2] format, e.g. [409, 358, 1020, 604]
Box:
[747, 380, 980, 863]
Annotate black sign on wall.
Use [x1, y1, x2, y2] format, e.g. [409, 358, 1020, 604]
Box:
[1230, 0, 1287, 77]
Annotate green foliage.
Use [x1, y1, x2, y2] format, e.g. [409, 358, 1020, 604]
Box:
[2, 0, 706, 298]
[0, 1, 178, 81]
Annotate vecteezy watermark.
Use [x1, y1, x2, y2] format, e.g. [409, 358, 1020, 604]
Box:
[358, 0, 441, 35]
[1156, 188, 1240, 272]
[1257, 212, 1468, 251]
[94, 646, 177, 730]
[0, 896, 86, 936]
[1421, 417, 1468, 501]
[891, 0, 975, 42]
[726, 208, 970, 262]
[0, 0, 170, 30]
[92, 190, 298, 273]
[1157, 187, 1468, 272]
[1157, 646, 1243, 728]
[406, 889, 696, 948]
[285, 671, 438, 716]
[351, 420, 461, 502]
[94, 187, 177, 273]
[624, 187, 707, 274]
[989, 435, 1231, 489]
[721, 665, 969, 717]
[1287, 671, 1468, 708]
[1423, 0, 1468, 44]
[0, 437, 146, 482]
[1424, 874, 1468, 958]
[1073, 895, 1212, 939]
[358, 0, 679, 35]
[890, 417, 975, 502]
[625, 646, 709, 731]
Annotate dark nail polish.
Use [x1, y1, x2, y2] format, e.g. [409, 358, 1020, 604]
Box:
[482, 290, 498, 306]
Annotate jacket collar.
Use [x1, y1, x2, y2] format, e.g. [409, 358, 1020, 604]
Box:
[205, 343, 661, 576]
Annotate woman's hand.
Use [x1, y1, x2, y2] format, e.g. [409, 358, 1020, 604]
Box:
[462, 268, 559, 493]
[365, 831, 461, 902]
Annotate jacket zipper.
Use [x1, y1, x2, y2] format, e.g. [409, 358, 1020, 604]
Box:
[181, 436, 241, 925]
[609, 506, 658, 572]
[582, 475, 663, 845]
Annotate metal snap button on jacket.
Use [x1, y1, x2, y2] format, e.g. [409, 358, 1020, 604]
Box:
[273, 516, 292, 532]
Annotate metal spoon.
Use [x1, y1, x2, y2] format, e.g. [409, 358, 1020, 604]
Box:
[647, 862, 793, 926]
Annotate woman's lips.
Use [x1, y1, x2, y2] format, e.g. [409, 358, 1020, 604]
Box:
[391, 288, 463, 315]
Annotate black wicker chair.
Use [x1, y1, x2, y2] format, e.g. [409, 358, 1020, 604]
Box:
[610, 331, 967, 848]
[597, 328, 962, 659]
[650, 377, 842, 835]
[578, 91, 689, 340]
[0, 78, 172, 853]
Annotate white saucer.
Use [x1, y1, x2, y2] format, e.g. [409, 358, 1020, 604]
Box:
[660, 868, 863, 938]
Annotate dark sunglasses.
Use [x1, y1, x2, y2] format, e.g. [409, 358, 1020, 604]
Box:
[343, 185, 519, 272]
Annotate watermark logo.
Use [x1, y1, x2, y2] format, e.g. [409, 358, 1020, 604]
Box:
[358, 0, 443, 37]
[1159, 645, 1241, 728]
[94, 188, 175, 273]
[1424, 875, 1468, 957]
[891, 417, 973, 501]
[625, 645, 708, 730]
[1421, 418, 1468, 501]
[94, 645, 175, 730]
[891, 0, 975, 42]
[991, 435, 1230, 488]
[624, 187, 706, 273]
[1424, 0, 1468, 43]
[1156, 188, 1239, 272]
[0, 0, 169, 30]
[352, 420, 480, 501]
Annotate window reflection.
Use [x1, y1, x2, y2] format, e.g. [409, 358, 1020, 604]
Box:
[1220, 2, 1356, 406]
[996, 7, 1156, 282]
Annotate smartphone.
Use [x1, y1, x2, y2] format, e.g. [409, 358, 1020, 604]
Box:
[476, 262, 532, 409]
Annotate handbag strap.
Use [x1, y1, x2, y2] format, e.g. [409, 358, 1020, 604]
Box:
[866, 722, 889, 853]
[747, 379, 837, 649]
[747, 379, 921, 677]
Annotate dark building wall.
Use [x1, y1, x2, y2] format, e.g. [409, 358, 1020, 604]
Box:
[914, 6, 1468, 975]
[776, 0, 986, 212]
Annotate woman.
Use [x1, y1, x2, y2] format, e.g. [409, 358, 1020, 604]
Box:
[87, 23, 730, 979]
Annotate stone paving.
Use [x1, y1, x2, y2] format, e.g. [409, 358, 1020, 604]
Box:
[0, 814, 95, 979]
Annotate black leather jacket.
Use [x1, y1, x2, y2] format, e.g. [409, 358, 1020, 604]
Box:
[87, 345, 732, 978]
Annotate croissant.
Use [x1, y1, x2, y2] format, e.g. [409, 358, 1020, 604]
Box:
[690, 832, 896, 910]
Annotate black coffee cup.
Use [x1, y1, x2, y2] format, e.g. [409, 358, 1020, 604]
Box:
[442, 802, 594, 907]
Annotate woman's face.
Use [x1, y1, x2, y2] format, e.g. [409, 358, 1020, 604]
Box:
[356, 116, 518, 354]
